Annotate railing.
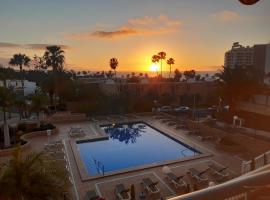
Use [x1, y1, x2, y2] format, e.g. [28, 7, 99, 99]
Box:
[242, 150, 270, 174]
[169, 164, 270, 200]
[92, 157, 105, 175]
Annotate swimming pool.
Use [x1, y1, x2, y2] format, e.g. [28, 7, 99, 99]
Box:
[77, 122, 200, 176]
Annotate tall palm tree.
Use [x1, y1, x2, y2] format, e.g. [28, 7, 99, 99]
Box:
[0, 86, 14, 147]
[158, 51, 166, 77]
[151, 55, 160, 77]
[43, 45, 65, 72]
[43, 45, 65, 106]
[9, 54, 31, 95]
[110, 58, 118, 78]
[0, 149, 69, 200]
[166, 58, 175, 79]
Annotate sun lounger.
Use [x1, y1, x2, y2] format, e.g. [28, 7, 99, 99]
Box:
[197, 135, 214, 141]
[208, 164, 229, 181]
[166, 172, 187, 189]
[189, 168, 208, 183]
[187, 130, 200, 135]
[44, 144, 63, 152]
[174, 124, 185, 129]
[114, 184, 131, 200]
[142, 178, 160, 194]
[48, 152, 66, 161]
[69, 127, 85, 137]
[85, 190, 100, 200]
[167, 121, 177, 126]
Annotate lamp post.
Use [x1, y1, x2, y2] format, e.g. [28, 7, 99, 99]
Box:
[47, 129, 52, 144]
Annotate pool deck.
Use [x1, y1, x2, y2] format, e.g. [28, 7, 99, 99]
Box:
[1, 113, 267, 200]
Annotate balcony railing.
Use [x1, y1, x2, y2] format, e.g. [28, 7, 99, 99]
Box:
[169, 164, 270, 200]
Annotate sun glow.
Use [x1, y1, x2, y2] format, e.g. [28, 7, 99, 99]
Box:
[150, 63, 159, 72]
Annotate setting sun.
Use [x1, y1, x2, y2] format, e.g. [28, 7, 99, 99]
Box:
[150, 63, 159, 72]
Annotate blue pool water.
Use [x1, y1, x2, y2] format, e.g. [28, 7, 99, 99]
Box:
[77, 122, 200, 175]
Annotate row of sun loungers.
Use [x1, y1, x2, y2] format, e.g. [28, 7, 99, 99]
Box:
[164, 164, 230, 190]
[86, 177, 160, 200]
[44, 141, 73, 184]
[85, 164, 229, 199]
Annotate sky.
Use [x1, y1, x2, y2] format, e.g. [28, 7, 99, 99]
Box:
[0, 0, 269, 72]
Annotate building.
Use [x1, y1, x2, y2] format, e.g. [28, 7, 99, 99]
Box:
[225, 42, 270, 79]
[0, 80, 38, 96]
[225, 42, 254, 68]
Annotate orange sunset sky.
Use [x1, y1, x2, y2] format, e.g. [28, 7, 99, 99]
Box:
[0, 0, 270, 72]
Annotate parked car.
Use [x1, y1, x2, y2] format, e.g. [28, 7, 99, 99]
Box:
[158, 106, 173, 112]
[174, 106, 190, 112]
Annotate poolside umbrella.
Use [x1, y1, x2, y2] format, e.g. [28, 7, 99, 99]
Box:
[162, 166, 172, 174]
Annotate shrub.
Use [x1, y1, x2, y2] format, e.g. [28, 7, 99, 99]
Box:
[17, 123, 27, 132]
[32, 123, 56, 132]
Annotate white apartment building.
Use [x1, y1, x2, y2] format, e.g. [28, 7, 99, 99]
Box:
[225, 42, 270, 79]
[224, 42, 254, 68]
[0, 80, 38, 95]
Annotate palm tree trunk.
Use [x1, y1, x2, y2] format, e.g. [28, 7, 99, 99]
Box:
[3, 106, 11, 147]
[20, 65, 24, 96]
[160, 60, 163, 78]
[2, 79, 11, 147]
[169, 65, 171, 79]
[36, 111, 40, 127]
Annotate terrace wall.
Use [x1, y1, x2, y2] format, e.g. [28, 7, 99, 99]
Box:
[99, 81, 218, 102]
[186, 120, 270, 156]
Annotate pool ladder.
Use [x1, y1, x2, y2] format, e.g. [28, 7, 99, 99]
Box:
[92, 157, 105, 176]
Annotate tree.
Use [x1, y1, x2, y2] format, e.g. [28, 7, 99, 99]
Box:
[110, 58, 118, 78]
[183, 70, 196, 80]
[0, 86, 14, 147]
[14, 97, 27, 120]
[0, 149, 69, 200]
[195, 74, 201, 81]
[43, 45, 65, 106]
[151, 55, 160, 76]
[166, 58, 175, 79]
[217, 65, 261, 111]
[33, 55, 47, 71]
[43, 45, 65, 72]
[158, 51, 166, 77]
[174, 69, 182, 81]
[9, 53, 31, 95]
[30, 91, 48, 121]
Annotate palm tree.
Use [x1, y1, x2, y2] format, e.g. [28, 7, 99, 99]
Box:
[110, 58, 118, 78]
[151, 55, 160, 77]
[30, 91, 48, 122]
[158, 52, 166, 77]
[0, 86, 14, 147]
[0, 149, 69, 200]
[43, 45, 65, 72]
[14, 97, 27, 120]
[9, 54, 31, 95]
[166, 58, 175, 79]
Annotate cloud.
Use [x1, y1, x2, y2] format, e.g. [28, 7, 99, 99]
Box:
[0, 57, 10, 66]
[67, 15, 181, 40]
[212, 10, 240, 22]
[0, 42, 70, 50]
[0, 42, 21, 48]
[25, 44, 70, 50]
